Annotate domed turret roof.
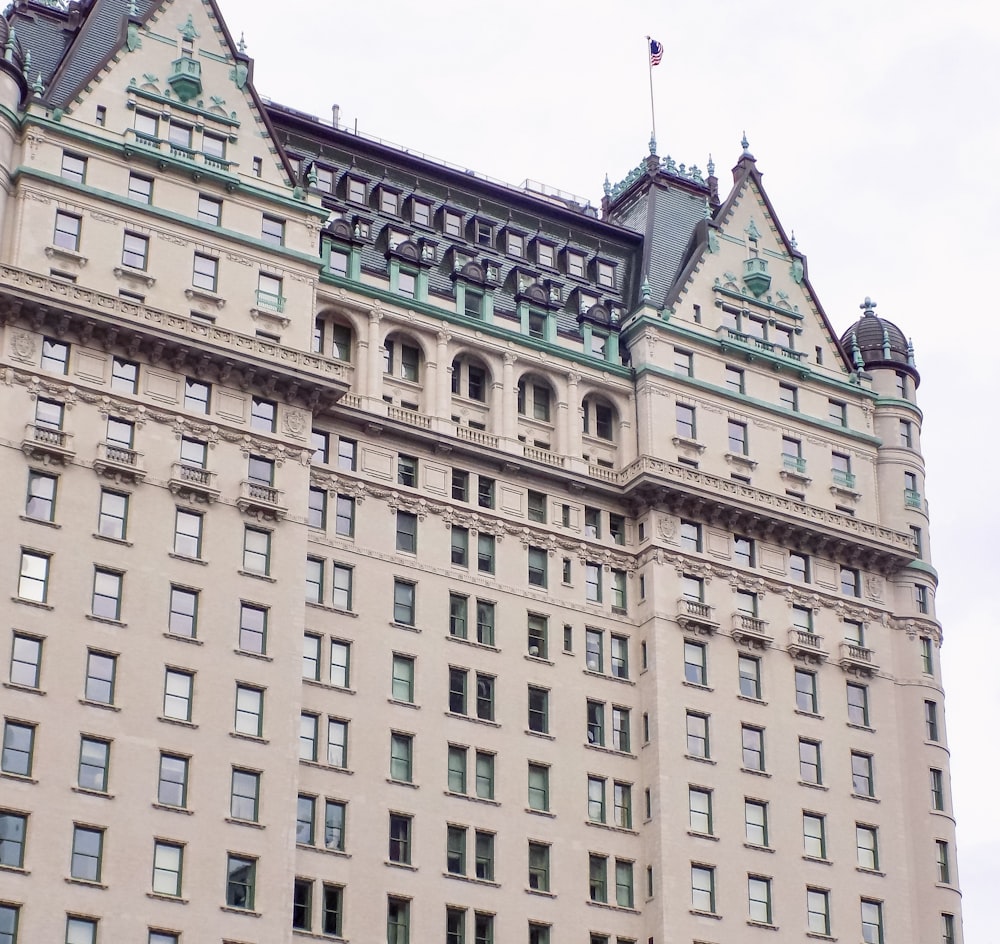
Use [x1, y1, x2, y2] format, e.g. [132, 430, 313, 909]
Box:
[839, 297, 919, 384]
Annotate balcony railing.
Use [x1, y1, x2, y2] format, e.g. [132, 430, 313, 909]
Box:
[455, 426, 499, 449]
[237, 479, 288, 519]
[21, 423, 74, 464]
[94, 441, 146, 483]
[255, 290, 286, 313]
[387, 405, 431, 429]
[904, 488, 923, 509]
[731, 612, 773, 648]
[838, 642, 878, 677]
[783, 454, 807, 474]
[676, 597, 719, 635]
[831, 468, 857, 490]
[168, 462, 220, 503]
[787, 628, 829, 663]
[717, 327, 807, 362]
[523, 445, 565, 468]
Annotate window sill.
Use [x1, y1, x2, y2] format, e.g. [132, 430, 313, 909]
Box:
[443, 790, 500, 807]
[230, 732, 269, 745]
[444, 711, 500, 728]
[158, 716, 198, 729]
[114, 264, 156, 288]
[297, 843, 351, 859]
[11, 596, 54, 610]
[92, 533, 131, 546]
[385, 860, 418, 871]
[442, 872, 499, 888]
[584, 743, 635, 759]
[525, 807, 554, 818]
[856, 867, 885, 876]
[152, 802, 194, 815]
[683, 680, 714, 693]
[168, 553, 208, 566]
[390, 621, 421, 633]
[746, 920, 779, 931]
[163, 631, 203, 646]
[65, 877, 108, 889]
[524, 653, 554, 666]
[237, 569, 277, 583]
[741, 767, 771, 778]
[307, 603, 359, 619]
[525, 729, 554, 740]
[685, 754, 716, 765]
[802, 855, 832, 866]
[585, 820, 638, 836]
[805, 933, 838, 941]
[687, 830, 719, 842]
[0, 771, 37, 784]
[526, 887, 556, 898]
[795, 709, 825, 720]
[386, 778, 418, 789]
[851, 793, 880, 803]
[299, 760, 353, 775]
[587, 900, 639, 915]
[225, 817, 265, 830]
[689, 909, 722, 920]
[303, 679, 356, 695]
[798, 780, 828, 791]
[147, 891, 188, 903]
[743, 842, 775, 853]
[3, 682, 45, 696]
[20, 515, 61, 529]
[0, 864, 30, 875]
[737, 695, 768, 706]
[219, 906, 261, 918]
[72, 786, 114, 799]
[387, 698, 419, 710]
[185, 286, 226, 308]
[234, 648, 273, 662]
[85, 614, 127, 628]
[847, 723, 876, 733]
[79, 698, 120, 712]
[446, 635, 500, 653]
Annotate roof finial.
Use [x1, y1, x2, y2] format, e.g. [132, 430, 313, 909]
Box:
[741, 131, 750, 154]
[790, 229, 798, 250]
[706, 154, 715, 177]
[860, 296, 877, 316]
[128, 0, 138, 15]
[32, 73, 44, 97]
[641, 276, 651, 303]
[238, 32, 247, 54]
[602, 174, 611, 197]
[851, 333, 865, 370]
[4, 28, 15, 63]
[648, 133, 657, 156]
[907, 338, 915, 367]
[882, 325, 892, 359]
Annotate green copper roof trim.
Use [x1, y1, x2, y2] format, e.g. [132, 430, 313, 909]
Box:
[14, 168, 325, 267]
[198, 50, 230, 65]
[873, 397, 924, 422]
[18, 116, 326, 218]
[631, 363, 883, 447]
[902, 559, 939, 581]
[713, 284, 804, 320]
[318, 270, 632, 379]
[129, 83, 241, 128]
[622, 311, 879, 401]
[143, 30, 180, 48]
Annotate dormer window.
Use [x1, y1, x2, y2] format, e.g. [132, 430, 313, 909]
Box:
[475, 220, 494, 248]
[444, 210, 463, 238]
[597, 261, 616, 289]
[347, 177, 367, 204]
[589, 333, 607, 359]
[464, 289, 483, 320]
[507, 232, 525, 258]
[315, 165, 335, 194]
[388, 229, 408, 252]
[578, 291, 599, 315]
[527, 311, 546, 340]
[411, 199, 432, 227]
[398, 271, 416, 299]
[536, 241, 555, 269]
[380, 188, 401, 215]
[565, 250, 586, 278]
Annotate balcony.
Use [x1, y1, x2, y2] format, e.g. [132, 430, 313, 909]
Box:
[831, 468, 857, 490]
[783, 455, 807, 475]
[731, 612, 773, 649]
[676, 597, 719, 635]
[167, 55, 202, 102]
[21, 423, 74, 464]
[93, 441, 146, 484]
[168, 462, 220, 503]
[904, 488, 923, 510]
[237, 479, 288, 520]
[787, 628, 829, 664]
[255, 289, 286, 314]
[838, 642, 878, 677]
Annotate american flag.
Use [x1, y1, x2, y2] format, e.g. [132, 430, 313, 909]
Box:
[649, 38, 663, 66]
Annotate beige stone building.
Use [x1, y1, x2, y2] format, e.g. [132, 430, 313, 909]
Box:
[0, 1, 960, 943]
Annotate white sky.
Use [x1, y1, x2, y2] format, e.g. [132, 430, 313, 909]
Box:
[233, 0, 998, 936]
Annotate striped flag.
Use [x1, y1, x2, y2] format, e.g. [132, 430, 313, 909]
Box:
[649, 38, 663, 66]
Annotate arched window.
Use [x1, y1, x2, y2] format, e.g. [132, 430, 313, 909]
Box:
[313, 313, 354, 362]
[451, 355, 490, 404]
[384, 334, 421, 383]
[517, 377, 552, 423]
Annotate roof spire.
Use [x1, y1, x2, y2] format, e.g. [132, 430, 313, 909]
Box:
[790, 229, 798, 250]
[238, 32, 247, 55]
[648, 133, 657, 156]
[706, 154, 715, 177]
[602, 174, 611, 197]
[860, 296, 877, 317]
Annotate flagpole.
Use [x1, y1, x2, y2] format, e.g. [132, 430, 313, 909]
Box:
[646, 36, 657, 148]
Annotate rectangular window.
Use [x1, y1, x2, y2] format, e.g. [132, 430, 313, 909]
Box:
[588, 776, 606, 823]
[528, 762, 549, 811]
[231, 768, 260, 822]
[587, 700, 605, 746]
[684, 640, 707, 685]
[393, 579, 415, 626]
[610, 634, 629, 678]
[2, 721, 35, 777]
[472, 829, 496, 881]
[35, 397, 64, 430]
[226, 855, 256, 910]
[389, 732, 413, 783]
[327, 718, 348, 768]
[477, 533, 495, 574]
[799, 739, 822, 783]
[71, 824, 104, 881]
[778, 382, 798, 410]
[931, 768, 945, 810]
[396, 510, 418, 553]
[192, 253, 218, 292]
[615, 859, 634, 908]
[25, 470, 57, 522]
[97, 489, 128, 540]
[54, 209, 84, 254]
[18, 550, 50, 603]
[305, 557, 324, 605]
[748, 875, 772, 924]
[739, 655, 761, 699]
[942, 914, 956, 944]
[613, 781, 633, 829]
[397, 454, 418, 488]
[829, 399, 847, 426]
[122, 231, 149, 269]
[0, 810, 26, 868]
[292, 878, 313, 931]
[861, 899, 884, 944]
[689, 786, 713, 834]
[10, 633, 42, 688]
[387, 897, 410, 944]
[391, 654, 415, 703]
[325, 800, 346, 851]
[77, 737, 109, 792]
[261, 215, 285, 246]
[585, 562, 602, 602]
[925, 700, 940, 741]
[900, 419, 914, 447]
[528, 546, 547, 588]
[301, 796, 320, 848]
[447, 744, 467, 794]
[527, 686, 549, 733]
[795, 669, 818, 713]
[127, 172, 152, 203]
[686, 712, 710, 758]
[807, 888, 831, 935]
[742, 725, 764, 771]
[173, 509, 203, 558]
[691, 864, 716, 913]
[733, 535, 755, 567]
[475, 751, 495, 800]
[725, 365, 745, 392]
[335, 494, 355, 536]
[61, 151, 87, 182]
[676, 403, 696, 438]
[196, 194, 221, 225]
[852, 751, 875, 796]
[803, 812, 827, 858]
[728, 420, 748, 455]
[84, 651, 116, 705]
[152, 841, 183, 897]
[250, 396, 276, 433]
[320, 885, 344, 937]
[66, 917, 97, 944]
[234, 685, 263, 737]
[475, 674, 495, 721]
[745, 799, 768, 846]
[446, 824, 467, 874]
[847, 682, 870, 726]
[589, 854, 608, 902]
[527, 490, 547, 523]
[242, 525, 271, 574]
[163, 669, 193, 721]
[857, 823, 880, 870]
[789, 552, 810, 582]
[528, 841, 550, 891]
[308, 488, 329, 530]
[841, 566, 861, 597]
[477, 476, 495, 509]
[680, 520, 702, 552]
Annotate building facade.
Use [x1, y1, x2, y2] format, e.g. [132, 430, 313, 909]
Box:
[0, 2, 961, 943]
